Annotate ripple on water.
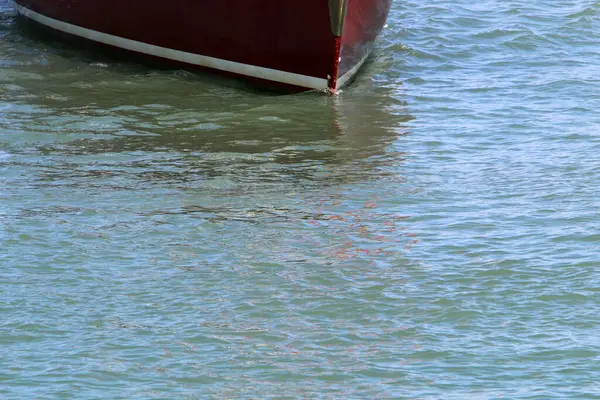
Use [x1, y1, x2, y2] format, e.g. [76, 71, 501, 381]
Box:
[2, 0, 600, 398]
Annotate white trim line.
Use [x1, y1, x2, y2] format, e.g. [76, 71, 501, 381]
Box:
[12, 2, 330, 90]
[336, 51, 370, 89]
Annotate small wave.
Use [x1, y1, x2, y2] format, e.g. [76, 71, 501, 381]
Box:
[566, 4, 599, 19]
[0, 151, 12, 161]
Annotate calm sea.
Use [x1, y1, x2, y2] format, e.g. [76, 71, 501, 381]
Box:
[2, 1, 600, 399]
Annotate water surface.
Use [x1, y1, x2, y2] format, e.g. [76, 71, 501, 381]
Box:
[2, 1, 600, 398]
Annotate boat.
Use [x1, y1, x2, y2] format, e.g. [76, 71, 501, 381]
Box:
[11, 0, 392, 93]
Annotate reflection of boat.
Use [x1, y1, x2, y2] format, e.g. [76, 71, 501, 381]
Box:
[11, 0, 392, 92]
[9, 61, 410, 185]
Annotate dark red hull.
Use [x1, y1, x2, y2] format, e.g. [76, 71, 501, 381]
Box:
[12, 0, 391, 92]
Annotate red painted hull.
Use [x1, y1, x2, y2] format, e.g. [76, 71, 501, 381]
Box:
[339, 0, 392, 79]
[12, 0, 391, 92]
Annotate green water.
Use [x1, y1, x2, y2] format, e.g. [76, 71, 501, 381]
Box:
[2, 1, 600, 398]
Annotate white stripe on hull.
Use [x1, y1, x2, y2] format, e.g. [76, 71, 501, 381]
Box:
[13, 3, 331, 90]
[12, 2, 368, 92]
[337, 52, 370, 89]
